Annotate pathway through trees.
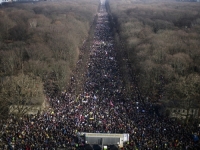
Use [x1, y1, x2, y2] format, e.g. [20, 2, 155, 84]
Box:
[1, 0, 200, 149]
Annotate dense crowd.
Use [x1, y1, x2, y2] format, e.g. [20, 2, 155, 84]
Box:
[1, 1, 200, 150]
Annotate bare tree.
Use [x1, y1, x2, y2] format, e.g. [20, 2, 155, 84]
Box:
[177, 74, 200, 123]
[0, 74, 45, 117]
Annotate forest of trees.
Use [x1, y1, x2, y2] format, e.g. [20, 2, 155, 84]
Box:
[1, 0, 200, 120]
[0, 0, 99, 118]
[108, 0, 200, 114]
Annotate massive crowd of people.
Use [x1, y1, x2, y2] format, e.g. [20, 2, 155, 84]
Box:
[0, 1, 200, 150]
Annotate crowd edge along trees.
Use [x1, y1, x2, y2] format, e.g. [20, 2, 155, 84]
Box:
[0, 0, 99, 118]
[108, 0, 200, 120]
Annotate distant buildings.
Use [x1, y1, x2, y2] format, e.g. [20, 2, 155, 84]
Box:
[176, 0, 200, 2]
[0, 0, 39, 5]
[0, 0, 12, 5]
